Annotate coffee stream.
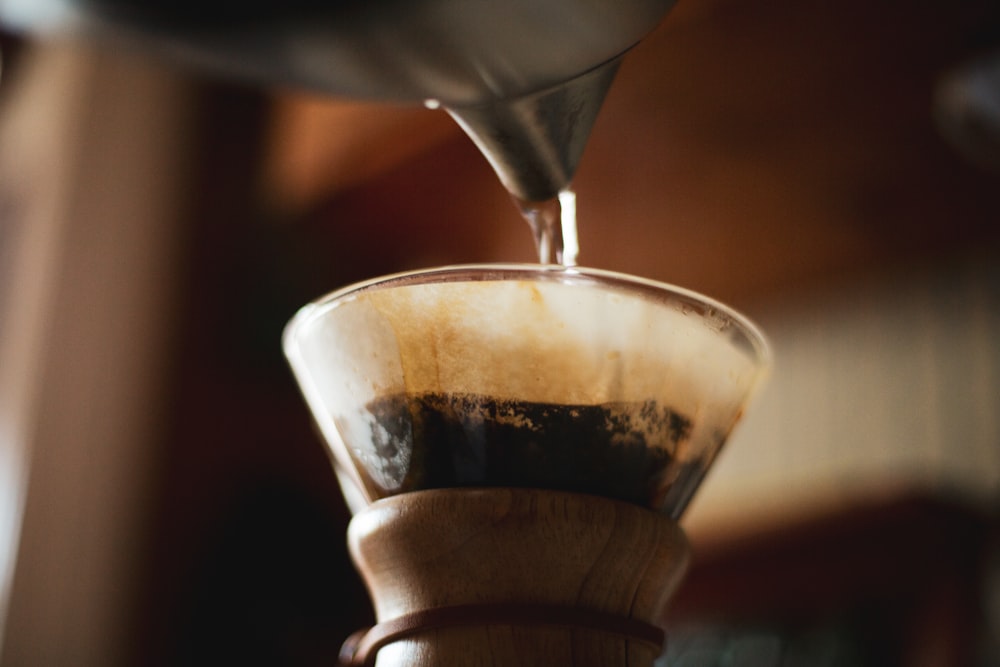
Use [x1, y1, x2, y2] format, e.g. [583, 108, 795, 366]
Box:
[517, 189, 580, 266]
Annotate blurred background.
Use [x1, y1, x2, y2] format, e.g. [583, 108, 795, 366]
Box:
[0, 0, 998, 665]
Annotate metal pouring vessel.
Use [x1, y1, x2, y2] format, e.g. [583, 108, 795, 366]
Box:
[0, 0, 678, 200]
[0, 0, 673, 104]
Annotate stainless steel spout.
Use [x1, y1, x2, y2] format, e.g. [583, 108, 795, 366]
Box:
[446, 57, 622, 202]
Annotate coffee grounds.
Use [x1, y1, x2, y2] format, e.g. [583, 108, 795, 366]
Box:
[357, 392, 692, 509]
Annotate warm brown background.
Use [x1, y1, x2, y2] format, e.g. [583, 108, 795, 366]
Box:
[1, 0, 998, 665]
[264, 0, 1000, 308]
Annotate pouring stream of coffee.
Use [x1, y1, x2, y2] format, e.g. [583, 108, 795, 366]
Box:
[0, 0, 676, 263]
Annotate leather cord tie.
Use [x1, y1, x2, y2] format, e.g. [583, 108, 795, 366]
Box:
[338, 603, 666, 667]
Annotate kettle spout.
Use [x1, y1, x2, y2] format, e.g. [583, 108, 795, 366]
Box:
[444, 56, 622, 203]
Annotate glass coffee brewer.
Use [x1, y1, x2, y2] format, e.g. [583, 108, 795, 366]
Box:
[2, 1, 771, 664]
[283, 265, 769, 666]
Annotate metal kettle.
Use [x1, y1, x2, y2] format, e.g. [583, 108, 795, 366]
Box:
[0, 0, 677, 201]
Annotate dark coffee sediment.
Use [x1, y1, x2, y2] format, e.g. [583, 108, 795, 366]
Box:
[356, 392, 694, 509]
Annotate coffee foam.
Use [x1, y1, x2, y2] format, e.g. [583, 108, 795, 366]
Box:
[312, 279, 759, 423]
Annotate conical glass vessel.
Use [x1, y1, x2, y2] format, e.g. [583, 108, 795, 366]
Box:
[284, 264, 770, 519]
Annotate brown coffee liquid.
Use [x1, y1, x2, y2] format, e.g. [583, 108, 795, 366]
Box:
[357, 392, 693, 509]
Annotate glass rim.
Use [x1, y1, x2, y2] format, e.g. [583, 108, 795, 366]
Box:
[283, 263, 771, 369]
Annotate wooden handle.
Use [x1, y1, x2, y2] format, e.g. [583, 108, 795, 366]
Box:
[347, 488, 690, 666]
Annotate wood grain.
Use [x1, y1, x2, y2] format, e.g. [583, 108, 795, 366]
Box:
[348, 488, 690, 666]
